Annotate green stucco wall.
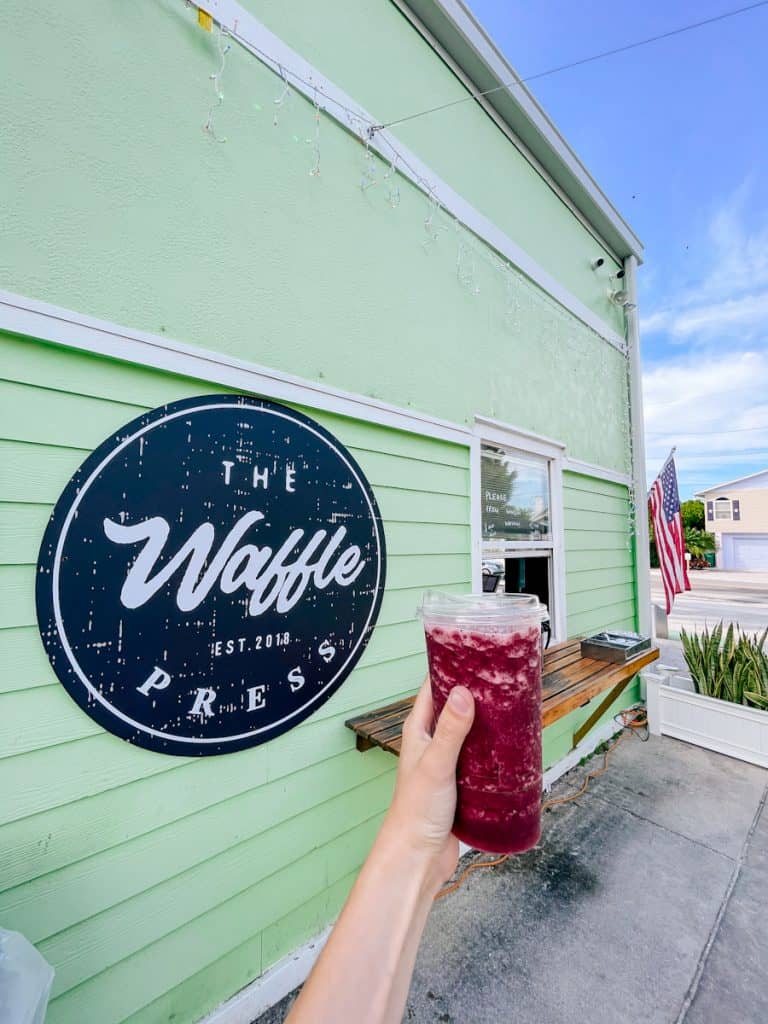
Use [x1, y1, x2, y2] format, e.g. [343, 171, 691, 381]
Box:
[0, 2, 640, 1021]
[1, 0, 630, 474]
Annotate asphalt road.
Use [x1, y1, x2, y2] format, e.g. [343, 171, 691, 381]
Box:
[650, 567, 768, 636]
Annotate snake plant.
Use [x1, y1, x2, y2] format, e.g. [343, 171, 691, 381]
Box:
[680, 623, 768, 710]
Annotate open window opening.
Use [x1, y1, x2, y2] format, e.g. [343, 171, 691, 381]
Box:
[476, 432, 566, 643]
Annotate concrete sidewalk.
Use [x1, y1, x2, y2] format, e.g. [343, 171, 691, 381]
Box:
[258, 734, 768, 1023]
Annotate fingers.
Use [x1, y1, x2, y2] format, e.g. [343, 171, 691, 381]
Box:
[405, 675, 433, 737]
[399, 676, 432, 773]
[422, 685, 474, 780]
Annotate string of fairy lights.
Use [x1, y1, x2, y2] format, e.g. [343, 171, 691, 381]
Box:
[193, 7, 625, 319]
[187, 1, 639, 538]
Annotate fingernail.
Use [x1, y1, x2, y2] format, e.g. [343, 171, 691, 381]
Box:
[449, 687, 471, 714]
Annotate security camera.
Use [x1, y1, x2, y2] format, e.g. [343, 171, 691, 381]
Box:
[609, 288, 632, 307]
[591, 257, 605, 270]
[614, 269, 625, 280]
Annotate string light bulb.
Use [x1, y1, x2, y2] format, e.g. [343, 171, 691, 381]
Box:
[203, 26, 231, 143]
[455, 224, 480, 295]
[383, 159, 401, 208]
[307, 87, 322, 176]
[272, 65, 292, 127]
[360, 135, 378, 192]
[503, 263, 521, 330]
[422, 190, 446, 249]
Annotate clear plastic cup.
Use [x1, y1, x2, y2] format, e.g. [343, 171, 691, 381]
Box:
[417, 590, 548, 854]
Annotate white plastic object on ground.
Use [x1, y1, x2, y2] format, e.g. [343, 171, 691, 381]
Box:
[0, 929, 54, 1024]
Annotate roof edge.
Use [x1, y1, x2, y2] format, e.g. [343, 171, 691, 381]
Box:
[694, 468, 768, 495]
[399, 0, 643, 261]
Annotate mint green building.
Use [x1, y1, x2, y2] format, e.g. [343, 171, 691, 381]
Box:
[0, 2, 650, 1022]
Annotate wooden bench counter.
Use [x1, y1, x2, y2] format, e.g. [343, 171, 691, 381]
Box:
[346, 638, 659, 757]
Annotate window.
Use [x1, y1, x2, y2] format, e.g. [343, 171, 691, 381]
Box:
[473, 423, 566, 642]
[714, 497, 732, 521]
[481, 445, 551, 543]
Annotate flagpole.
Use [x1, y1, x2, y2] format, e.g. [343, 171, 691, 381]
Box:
[662, 446, 677, 469]
[648, 447, 677, 496]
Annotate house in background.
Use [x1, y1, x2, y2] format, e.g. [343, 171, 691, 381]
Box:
[697, 470, 768, 569]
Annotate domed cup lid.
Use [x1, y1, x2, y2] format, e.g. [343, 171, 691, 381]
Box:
[417, 590, 548, 631]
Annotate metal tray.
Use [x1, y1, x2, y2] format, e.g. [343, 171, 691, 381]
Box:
[580, 631, 652, 663]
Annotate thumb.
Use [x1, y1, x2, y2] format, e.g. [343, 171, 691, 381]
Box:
[424, 686, 475, 778]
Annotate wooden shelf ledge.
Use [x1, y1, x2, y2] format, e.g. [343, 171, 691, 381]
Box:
[345, 638, 660, 757]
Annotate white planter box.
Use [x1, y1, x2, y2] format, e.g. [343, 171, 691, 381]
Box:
[644, 669, 768, 768]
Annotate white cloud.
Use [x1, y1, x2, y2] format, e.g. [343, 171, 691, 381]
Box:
[643, 349, 768, 491]
[641, 180, 768, 343]
[641, 292, 768, 340]
[696, 179, 768, 301]
[639, 309, 671, 333]
[640, 181, 768, 495]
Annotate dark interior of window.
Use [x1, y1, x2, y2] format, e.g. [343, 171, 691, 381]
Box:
[504, 556, 550, 611]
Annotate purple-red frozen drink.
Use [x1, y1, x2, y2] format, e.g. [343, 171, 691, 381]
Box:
[419, 591, 546, 854]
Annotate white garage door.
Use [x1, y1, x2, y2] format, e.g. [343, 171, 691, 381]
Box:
[726, 534, 768, 570]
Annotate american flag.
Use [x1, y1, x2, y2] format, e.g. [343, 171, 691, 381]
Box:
[649, 455, 690, 614]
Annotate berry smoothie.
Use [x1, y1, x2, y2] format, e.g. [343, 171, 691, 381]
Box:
[420, 592, 544, 854]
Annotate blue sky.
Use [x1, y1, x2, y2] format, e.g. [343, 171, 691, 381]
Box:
[468, 0, 768, 499]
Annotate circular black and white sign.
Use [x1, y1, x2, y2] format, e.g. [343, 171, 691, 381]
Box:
[36, 395, 386, 756]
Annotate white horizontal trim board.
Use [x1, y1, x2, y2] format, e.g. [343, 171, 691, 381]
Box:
[198, 715, 619, 1023]
[196, 0, 626, 353]
[645, 671, 768, 769]
[563, 457, 632, 488]
[0, 290, 471, 446]
[0, 290, 632, 494]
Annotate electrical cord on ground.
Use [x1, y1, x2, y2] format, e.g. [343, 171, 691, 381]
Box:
[434, 852, 512, 902]
[435, 705, 649, 901]
[614, 703, 649, 741]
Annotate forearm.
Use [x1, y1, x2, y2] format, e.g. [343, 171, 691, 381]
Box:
[286, 681, 473, 1023]
[381, 850, 436, 1023]
[286, 823, 438, 1024]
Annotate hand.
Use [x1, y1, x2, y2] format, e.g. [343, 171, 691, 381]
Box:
[286, 677, 474, 1024]
[380, 676, 475, 894]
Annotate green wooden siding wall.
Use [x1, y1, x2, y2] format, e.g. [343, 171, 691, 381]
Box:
[0, 334, 641, 1023]
[539, 469, 641, 767]
[0, 332, 473, 1024]
[564, 471, 637, 636]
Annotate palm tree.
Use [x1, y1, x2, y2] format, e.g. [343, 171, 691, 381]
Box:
[684, 527, 715, 558]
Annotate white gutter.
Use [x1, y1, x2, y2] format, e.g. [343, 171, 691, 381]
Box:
[624, 255, 651, 635]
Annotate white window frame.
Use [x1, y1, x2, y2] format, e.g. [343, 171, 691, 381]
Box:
[714, 497, 732, 521]
[472, 416, 567, 642]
